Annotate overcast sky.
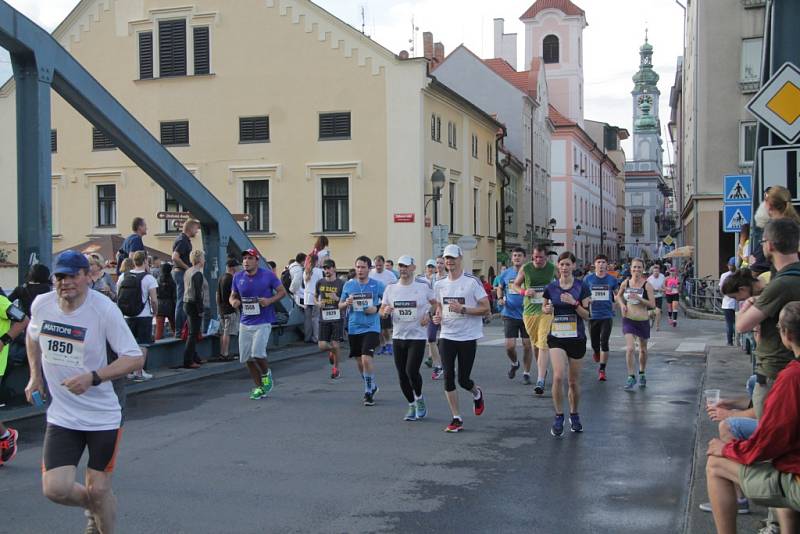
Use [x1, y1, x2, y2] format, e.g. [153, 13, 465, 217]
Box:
[1, 0, 684, 156]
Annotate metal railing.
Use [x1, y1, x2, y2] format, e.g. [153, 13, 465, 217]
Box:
[684, 276, 724, 315]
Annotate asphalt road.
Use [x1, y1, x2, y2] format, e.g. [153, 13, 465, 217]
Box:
[1, 317, 725, 534]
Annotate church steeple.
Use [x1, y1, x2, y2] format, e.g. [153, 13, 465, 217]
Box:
[630, 30, 663, 172]
[632, 30, 660, 93]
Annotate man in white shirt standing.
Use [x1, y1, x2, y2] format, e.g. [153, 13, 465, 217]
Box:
[116, 250, 157, 381]
[433, 245, 490, 433]
[26, 250, 144, 534]
[719, 257, 738, 346]
[288, 252, 306, 308]
[303, 254, 324, 343]
[370, 255, 398, 355]
[647, 264, 666, 331]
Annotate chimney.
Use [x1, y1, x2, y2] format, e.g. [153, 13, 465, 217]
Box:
[422, 31, 434, 60]
[433, 42, 445, 65]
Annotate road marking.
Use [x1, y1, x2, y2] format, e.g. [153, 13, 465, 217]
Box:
[676, 342, 706, 353]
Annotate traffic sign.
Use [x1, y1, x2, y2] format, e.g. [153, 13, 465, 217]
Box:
[157, 211, 192, 220]
[662, 235, 674, 246]
[723, 204, 752, 233]
[747, 62, 800, 143]
[432, 225, 449, 257]
[759, 145, 800, 202]
[723, 175, 752, 204]
[457, 235, 478, 251]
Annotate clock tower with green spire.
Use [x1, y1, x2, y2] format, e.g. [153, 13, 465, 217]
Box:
[630, 30, 663, 173]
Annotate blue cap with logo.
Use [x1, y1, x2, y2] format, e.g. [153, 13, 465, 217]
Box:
[53, 250, 90, 275]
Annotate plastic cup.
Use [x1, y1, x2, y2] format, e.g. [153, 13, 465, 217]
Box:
[704, 389, 720, 407]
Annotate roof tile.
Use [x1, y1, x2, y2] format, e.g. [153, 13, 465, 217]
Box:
[520, 0, 585, 20]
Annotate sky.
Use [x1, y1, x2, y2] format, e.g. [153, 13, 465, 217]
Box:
[0, 0, 685, 156]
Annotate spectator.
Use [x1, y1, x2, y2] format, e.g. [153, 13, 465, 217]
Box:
[155, 263, 177, 341]
[182, 249, 208, 369]
[303, 254, 323, 343]
[116, 217, 147, 274]
[267, 260, 277, 274]
[9, 264, 51, 317]
[719, 258, 738, 346]
[119, 258, 134, 277]
[217, 258, 240, 361]
[116, 251, 157, 381]
[480, 275, 494, 312]
[750, 186, 799, 273]
[87, 254, 116, 301]
[172, 219, 200, 336]
[737, 224, 751, 268]
[705, 302, 800, 534]
[288, 253, 307, 308]
[306, 236, 330, 269]
[385, 259, 400, 278]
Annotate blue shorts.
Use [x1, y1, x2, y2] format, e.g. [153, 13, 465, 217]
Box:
[726, 417, 757, 440]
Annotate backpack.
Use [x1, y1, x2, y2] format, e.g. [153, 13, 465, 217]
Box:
[281, 268, 293, 295]
[117, 272, 147, 317]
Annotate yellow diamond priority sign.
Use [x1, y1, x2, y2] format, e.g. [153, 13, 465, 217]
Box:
[748, 62, 800, 143]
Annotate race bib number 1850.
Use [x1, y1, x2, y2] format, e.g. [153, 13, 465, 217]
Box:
[40, 320, 86, 368]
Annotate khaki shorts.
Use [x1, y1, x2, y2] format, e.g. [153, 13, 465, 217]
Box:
[523, 314, 553, 349]
[740, 462, 800, 510]
[221, 311, 240, 336]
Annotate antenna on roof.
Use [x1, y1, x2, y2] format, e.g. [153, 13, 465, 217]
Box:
[361, 5, 366, 34]
[409, 16, 419, 57]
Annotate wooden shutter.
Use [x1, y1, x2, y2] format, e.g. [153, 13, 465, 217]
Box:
[193, 27, 210, 75]
[51, 130, 57, 153]
[159, 20, 186, 77]
[92, 127, 115, 150]
[161, 121, 189, 145]
[239, 116, 269, 142]
[319, 112, 351, 139]
[139, 31, 153, 79]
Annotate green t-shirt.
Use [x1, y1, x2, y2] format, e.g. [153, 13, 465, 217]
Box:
[754, 262, 800, 378]
[522, 261, 556, 315]
[0, 295, 13, 376]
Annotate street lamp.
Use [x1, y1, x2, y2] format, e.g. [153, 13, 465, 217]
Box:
[575, 224, 582, 236]
[549, 218, 556, 234]
[504, 205, 514, 226]
[424, 169, 446, 216]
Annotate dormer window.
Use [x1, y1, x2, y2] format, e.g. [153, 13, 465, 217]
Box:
[543, 35, 559, 64]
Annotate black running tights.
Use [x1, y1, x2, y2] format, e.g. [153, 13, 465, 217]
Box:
[393, 339, 426, 403]
[438, 338, 477, 393]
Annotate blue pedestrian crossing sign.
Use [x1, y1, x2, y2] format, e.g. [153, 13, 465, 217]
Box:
[724, 175, 752, 203]
[724, 204, 752, 233]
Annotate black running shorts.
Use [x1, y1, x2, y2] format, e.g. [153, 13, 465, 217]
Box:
[319, 319, 344, 343]
[43, 423, 122, 473]
[503, 317, 530, 339]
[348, 331, 380, 358]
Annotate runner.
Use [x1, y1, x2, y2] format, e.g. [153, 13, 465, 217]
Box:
[582, 254, 619, 382]
[512, 245, 556, 395]
[340, 256, 385, 406]
[0, 292, 29, 467]
[497, 247, 533, 384]
[664, 266, 681, 327]
[380, 256, 436, 421]
[647, 264, 666, 331]
[542, 251, 591, 436]
[432, 245, 489, 433]
[618, 258, 656, 390]
[316, 258, 344, 379]
[370, 255, 397, 355]
[425, 256, 447, 380]
[229, 248, 287, 400]
[25, 250, 144, 533]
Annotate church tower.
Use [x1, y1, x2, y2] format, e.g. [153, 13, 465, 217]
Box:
[631, 32, 663, 173]
[520, 0, 587, 126]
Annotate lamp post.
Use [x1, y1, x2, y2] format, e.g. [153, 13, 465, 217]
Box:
[424, 169, 446, 258]
[504, 205, 514, 226]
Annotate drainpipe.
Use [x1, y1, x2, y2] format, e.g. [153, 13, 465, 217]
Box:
[496, 131, 511, 257]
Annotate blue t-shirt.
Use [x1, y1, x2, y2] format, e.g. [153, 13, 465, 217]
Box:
[582, 273, 619, 320]
[341, 278, 384, 335]
[543, 279, 591, 340]
[499, 267, 523, 320]
[232, 268, 283, 326]
[117, 234, 145, 273]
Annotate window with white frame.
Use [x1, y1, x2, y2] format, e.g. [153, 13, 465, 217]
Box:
[740, 38, 762, 84]
[740, 121, 757, 165]
[321, 177, 349, 232]
[138, 18, 211, 80]
[471, 134, 478, 158]
[244, 180, 270, 233]
[164, 191, 185, 233]
[96, 184, 116, 228]
[449, 182, 457, 233]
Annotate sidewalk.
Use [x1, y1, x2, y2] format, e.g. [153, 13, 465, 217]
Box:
[0, 341, 325, 424]
[684, 343, 765, 534]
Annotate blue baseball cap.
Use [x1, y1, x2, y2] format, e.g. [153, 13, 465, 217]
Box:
[728, 256, 737, 266]
[53, 250, 90, 275]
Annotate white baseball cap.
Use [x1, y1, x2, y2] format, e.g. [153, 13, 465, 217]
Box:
[442, 244, 462, 258]
[397, 255, 415, 266]
[425, 259, 436, 267]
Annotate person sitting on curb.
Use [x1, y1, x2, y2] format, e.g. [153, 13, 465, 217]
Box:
[705, 301, 800, 534]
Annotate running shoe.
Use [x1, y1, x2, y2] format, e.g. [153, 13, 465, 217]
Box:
[375, 346, 385, 355]
[551, 414, 565, 437]
[261, 369, 274, 393]
[424, 357, 433, 368]
[363, 392, 375, 406]
[432, 367, 444, 381]
[598, 369, 607, 382]
[522, 373, 532, 386]
[534, 379, 545, 395]
[757, 524, 780, 534]
[473, 387, 484, 416]
[673, 321, 677, 328]
[698, 498, 750, 514]
[639, 374, 647, 388]
[624, 376, 637, 390]
[249, 386, 266, 400]
[328, 351, 335, 365]
[593, 351, 600, 363]
[133, 370, 153, 382]
[415, 396, 427, 419]
[404, 405, 417, 421]
[0, 428, 18, 464]
[85, 510, 100, 534]
[508, 362, 520, 379]
[445, 418, 463, 433]
[569, 414, 583, 433]
[385, 344, 393, 356]
[330, 366, 340, 379]
[371, 385, 379, 399]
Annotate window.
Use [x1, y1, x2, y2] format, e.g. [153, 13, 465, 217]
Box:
[164, 191, 184, 233]
[244, 180, 269, 233]
[740, 38, 762, 84]
[471, 134, 478, 158]
[96, 184, 116, 228]
[321, 178, 349, 232]
[159, 19, 187, 77]
[51, 130, 57, 153]
[631, 212, 643, 236]
[487, 143, 493, 165]
[436, 116, 442, 142]
[193, 26, 210, 75]
[740, 121, 757, 165]
[431, 114, 436, 140]
[319, 112, 351, 140]
[160, 121, 189, 146]
[92, 127, 116, 150]
[239, 116, 270, 143]
[447, 121, 458, 149]
[473, 187, 479, 235]
[543, 34, 559, 64]
[449, 182, 457, 233]
[488, 189, 494, 236]
[138, 32, 153, 79]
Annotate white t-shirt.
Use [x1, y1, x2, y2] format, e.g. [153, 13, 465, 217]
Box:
[647, 273, 666, 297]
[719, 271, 737, 310]
[116, 269, 158, 318]
[28, 290, 143, 431]
[383, 279, 434, 340]
[434, 273, 487, 341]
[303, 268, 324, 306]
[369, 268, 398, 286]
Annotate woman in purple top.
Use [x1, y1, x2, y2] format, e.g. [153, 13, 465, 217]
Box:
[617, 258, 656, 391]
[542, 251, 591, 437]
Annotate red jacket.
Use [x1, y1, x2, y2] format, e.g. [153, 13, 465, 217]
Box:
[724, 359, 800, 475]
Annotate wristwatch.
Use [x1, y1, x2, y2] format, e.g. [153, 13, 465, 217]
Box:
[460, 306, 467, 315]
[91, 371, 102, 386]
[0, 333, 12, 345]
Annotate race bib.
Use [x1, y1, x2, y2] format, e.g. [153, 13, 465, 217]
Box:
[321, 306, 341, 321]
[442, 296, 466, 319]
[507, 283, 520, 295]
[393, 300, 418, 322]
[242, 297, 261, 316]
[591, 285, 610, 301]
[40, 320, 86, 368]
[351, 292, 373, 312]
[530, 286, 545, 305]
[551, 314, 578, 339]
[625, 287, 644, 303]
